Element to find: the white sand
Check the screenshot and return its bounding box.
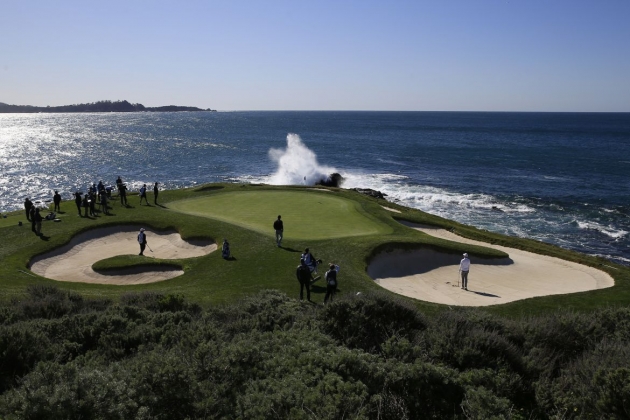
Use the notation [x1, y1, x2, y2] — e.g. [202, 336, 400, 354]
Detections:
[368, 221, 614, 306]
[381, 206, 401, 213]
[30, 226, 216, 285]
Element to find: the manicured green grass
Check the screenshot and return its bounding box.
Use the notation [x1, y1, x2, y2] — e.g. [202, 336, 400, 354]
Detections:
[0, 213, 22, 229]
[168, 190, 392, 240]
[0, 183, 627, 316]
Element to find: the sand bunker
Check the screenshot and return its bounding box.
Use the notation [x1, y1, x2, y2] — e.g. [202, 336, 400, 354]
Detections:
[368, 221, 614, 306]
[30, 226, 217, 285]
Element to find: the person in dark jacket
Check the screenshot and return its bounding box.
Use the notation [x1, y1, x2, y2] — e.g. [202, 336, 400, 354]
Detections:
[138, 228, 147, 255]
[221, 239, 231, 259]
[24, 198, 33, 221]
[296, 262, 312, 301]
[33, 208, 43, 235]
[273, 215, 283, 247]
[30, 207, 37, 232]
[74, 192, 82, 216]
[53, 190, 62, 212]
[89, 192, 97, 216]
[82, 194, 89, 217]
[119, 184, 128, 206]
[153, 182, 159, 205]
[324, 263, 340, 304]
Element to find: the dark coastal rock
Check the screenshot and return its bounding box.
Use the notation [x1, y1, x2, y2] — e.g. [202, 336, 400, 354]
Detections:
[351, 188, 387, 199]
[316, 173, 344, 188]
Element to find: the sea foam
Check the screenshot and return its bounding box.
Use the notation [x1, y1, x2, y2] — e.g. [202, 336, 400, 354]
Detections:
[266, 133, 336, 185]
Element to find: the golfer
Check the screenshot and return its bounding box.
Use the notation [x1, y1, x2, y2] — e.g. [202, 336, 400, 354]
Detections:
[138, 228, 148, 256]
[222, 238, 231, 259]
[273, 215, 283, 247]
[459, 253, 471, 290]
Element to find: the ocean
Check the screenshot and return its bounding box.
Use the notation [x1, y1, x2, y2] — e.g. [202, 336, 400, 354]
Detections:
[1, 111, 629, 265]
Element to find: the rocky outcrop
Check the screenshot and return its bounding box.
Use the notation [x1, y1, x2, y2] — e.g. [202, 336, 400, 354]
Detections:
[316, 173, 344, 188]
[351, 188, 387, 199]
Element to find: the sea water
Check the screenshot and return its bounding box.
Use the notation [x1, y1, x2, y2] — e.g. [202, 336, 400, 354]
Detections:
[1, 111, 628, 265]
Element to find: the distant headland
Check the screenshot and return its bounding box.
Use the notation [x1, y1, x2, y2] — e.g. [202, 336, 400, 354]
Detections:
[0, 100, 216, 113]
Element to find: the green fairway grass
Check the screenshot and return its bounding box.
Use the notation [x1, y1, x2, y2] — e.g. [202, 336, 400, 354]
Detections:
[168, 190, 392, 240]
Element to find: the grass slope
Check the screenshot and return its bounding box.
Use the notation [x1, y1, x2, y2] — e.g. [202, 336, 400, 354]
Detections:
[0, 183, 627, 316]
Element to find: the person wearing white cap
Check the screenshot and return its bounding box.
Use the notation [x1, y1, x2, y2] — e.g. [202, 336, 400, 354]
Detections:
[138, 228, 148, 255]
[459, 253, 471, 290]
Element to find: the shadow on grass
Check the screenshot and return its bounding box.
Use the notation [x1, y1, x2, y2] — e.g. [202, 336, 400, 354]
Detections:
[38, 234, 50, 241]
[281, 247, 303, 253]
[223, 257, 237, 261]
[310, 285, 327, 293]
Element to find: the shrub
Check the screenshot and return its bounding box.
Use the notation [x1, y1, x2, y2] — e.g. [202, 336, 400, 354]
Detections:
[318, 291, 427, 354]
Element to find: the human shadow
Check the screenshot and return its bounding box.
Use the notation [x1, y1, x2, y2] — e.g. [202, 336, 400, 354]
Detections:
[310, 284, 327, 293]
[281, 247, 303, 253]
[223, 256, 237, 261]
[470, 290, 500, 298]
[155, 203, 168, 209]
[38, 234, 50, 241]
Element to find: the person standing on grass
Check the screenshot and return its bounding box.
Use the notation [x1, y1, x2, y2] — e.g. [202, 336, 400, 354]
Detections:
[24, 198, 33, 221]
[324, 263, 340, 304]
[89, 191, 97, 216]
[222, 238, 231, 259]
[100, 192, 108, 215]
[119, 184, 128, 206]
[30, 207, 37, 232]
[33, 208, 43, 235]
[459, 253, 471, 290]
[74, 192, 82, 216]
[138, 228, 147, 255]
[273, 215, 283, 247]
[53, 190, 61, 213]
[82, 194, 89, 217]
[153, 182, 159, 205]
[296, 262, 312, 301]
[139, 184, 148, 205]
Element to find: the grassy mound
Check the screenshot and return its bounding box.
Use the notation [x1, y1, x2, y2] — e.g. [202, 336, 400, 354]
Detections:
[168, 189, 392, 240]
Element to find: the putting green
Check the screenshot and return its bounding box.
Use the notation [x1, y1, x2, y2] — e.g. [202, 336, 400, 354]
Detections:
[169, 190, 392, 240]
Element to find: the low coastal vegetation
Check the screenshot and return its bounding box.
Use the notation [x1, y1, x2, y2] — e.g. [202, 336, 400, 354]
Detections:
[0, 285, 629, 419]
[0, 183, 628, 417]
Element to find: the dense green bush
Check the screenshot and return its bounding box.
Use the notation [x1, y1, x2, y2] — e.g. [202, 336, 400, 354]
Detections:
[0, 286, 629, 419]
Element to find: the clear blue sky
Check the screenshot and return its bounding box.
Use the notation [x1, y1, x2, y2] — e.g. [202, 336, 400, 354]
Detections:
[1, 0, 629, 111]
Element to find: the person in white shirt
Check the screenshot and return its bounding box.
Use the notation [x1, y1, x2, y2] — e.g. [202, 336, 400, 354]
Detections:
[459, 253, 471, 290]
